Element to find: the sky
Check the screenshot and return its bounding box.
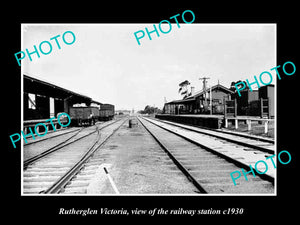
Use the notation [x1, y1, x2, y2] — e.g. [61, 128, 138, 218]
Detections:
[22, 24, 276, 111]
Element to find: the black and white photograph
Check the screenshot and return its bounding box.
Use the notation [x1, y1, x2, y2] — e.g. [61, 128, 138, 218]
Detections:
[20, 23, 277, 195]
[4, 4, 298, 221]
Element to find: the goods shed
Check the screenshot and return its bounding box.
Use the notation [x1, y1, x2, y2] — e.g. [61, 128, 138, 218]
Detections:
[23, 74, 94, 120]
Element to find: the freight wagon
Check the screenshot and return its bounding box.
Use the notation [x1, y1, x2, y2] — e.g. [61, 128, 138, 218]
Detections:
[99, 104, 115, 121]
[69, 106, 100, 126]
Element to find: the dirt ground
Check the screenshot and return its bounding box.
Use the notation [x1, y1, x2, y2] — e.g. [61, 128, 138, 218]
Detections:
[88, 118, 199, 195]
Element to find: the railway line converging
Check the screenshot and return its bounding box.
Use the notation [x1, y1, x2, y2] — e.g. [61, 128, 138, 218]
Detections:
[22, 116, 275, 195]
[23, 118, 128, 194]
[137, 116, 274, 194]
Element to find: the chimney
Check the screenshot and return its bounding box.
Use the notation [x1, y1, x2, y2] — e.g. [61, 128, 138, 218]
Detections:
[191, 86, 195, 95]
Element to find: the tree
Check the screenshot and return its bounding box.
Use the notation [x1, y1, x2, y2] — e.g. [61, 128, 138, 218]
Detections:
[178, 80, 191, 99]
[138, 105, 162, 114]
[230, 80, 249, 93]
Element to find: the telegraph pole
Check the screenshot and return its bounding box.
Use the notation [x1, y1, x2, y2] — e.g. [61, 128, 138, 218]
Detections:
[199, 77, 210, 105]
[210, 85, 212, 115]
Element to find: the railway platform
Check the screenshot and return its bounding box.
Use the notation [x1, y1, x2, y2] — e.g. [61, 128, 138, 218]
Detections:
[155, 114, 275, 137]
[155, 114, 223, 129]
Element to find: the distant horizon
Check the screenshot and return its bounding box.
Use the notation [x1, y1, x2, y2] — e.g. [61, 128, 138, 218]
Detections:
[22, 24, 276, 111]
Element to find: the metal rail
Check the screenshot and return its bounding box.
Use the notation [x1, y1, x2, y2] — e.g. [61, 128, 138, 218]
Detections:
[141, 116, 274, 185]
[43, 118, 128, 194]
[149, 117, 274, 154]
[137, 116, 207, 194]
[155, 116, 274, 144]
[24, 128, 82, 146]
[24, 119, 121, 169]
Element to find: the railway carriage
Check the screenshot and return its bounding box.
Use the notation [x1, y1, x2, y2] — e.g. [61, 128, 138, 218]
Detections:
[69, 106, 100, 126]
[69, 104, 115, 126]
[99, 104, 115, 121]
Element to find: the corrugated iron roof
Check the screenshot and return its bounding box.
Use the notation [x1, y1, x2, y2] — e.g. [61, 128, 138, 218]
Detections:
[23, 74, 102, 105]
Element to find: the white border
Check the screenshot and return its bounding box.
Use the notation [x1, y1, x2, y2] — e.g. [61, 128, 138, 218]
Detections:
[21, 23, 24, 195]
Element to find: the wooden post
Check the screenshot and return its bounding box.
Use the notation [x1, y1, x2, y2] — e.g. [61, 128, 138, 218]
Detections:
[235, 119, 238, 129]
[260, 98, 263, 118]
[224, 97, 227, 117]
[36, 125, 40, 134]
[247, 119, 251, 131]
[234, 98, 237, 117]
[225, 118, 228, 128]
[268, 97, 271, 119]
[264, 120, 268, 134]
[64, 98, 70, 115]
[210, 86, 212, 115]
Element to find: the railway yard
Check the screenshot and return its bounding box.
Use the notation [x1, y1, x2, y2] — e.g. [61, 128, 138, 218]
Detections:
[21, 60, 277, 195]
[23, 115, 275, 195]
[10, 20, 298, 222]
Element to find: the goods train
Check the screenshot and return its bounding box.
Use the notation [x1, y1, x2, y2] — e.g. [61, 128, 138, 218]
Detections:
[69, 104, 115, 126]
[99, 104, 115, 121]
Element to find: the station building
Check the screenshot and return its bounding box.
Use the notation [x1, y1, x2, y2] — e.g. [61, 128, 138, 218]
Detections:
[163, 83, 274, 118]
[163, 83, 233, 115]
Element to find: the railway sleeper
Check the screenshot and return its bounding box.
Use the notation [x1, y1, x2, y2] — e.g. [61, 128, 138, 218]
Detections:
[65, 180, 91, 187]
[203, 182, 274, 194]
[23, 176, 61, 182]
[60, 187, 87, 194]
[23, 187, 46, 194]
[23, 171, 67, 177]
[23, 182, 54, 188]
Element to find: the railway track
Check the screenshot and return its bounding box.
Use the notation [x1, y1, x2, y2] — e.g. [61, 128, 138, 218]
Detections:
[151, 117, 275, 153]
[24, 120, 119, 167]
[22, 118, 128, 194]
[142, 117, 276, 176]
[23, 127, 82, 146]
[138, 116, 275, 194]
